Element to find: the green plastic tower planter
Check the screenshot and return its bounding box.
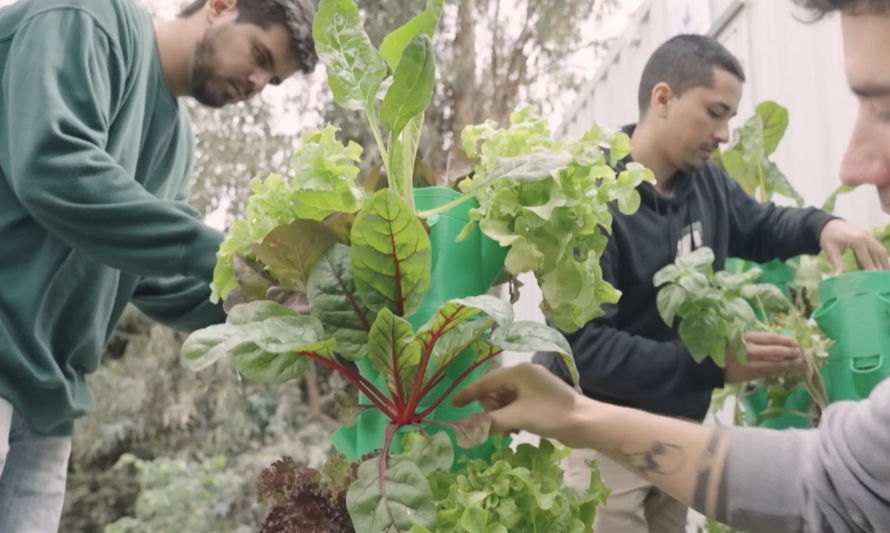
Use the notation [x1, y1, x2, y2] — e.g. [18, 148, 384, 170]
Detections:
[812, 270, 890, 402]
[331, 187, 509, 462]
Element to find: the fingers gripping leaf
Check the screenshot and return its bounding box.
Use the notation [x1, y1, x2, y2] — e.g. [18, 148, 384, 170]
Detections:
[351, 190, 432, 317]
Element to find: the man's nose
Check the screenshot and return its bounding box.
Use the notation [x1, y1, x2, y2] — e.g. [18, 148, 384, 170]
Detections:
[840, 145, 890, 187]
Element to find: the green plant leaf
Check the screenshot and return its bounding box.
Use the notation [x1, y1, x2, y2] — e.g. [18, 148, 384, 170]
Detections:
[233, 315, 335, 384]
[449, 295, 514, 328]
[399, 431, 454, 477]
[313, 0, 387, 111]
[656, 284, 686, 326]
[380, 34, 435, 139]
[676, 247, 715, 270]
[351, 189, 432, 317]
[490, 321, 579, 388]
[653, 264, 680, 287]
[307, 243, 372, 361]
[379, 0, 444, 71]
[226, 300, 299, 325]
[367, 308, 422, 400]
[346, 455, 436, 533]
[757, 101, 789, 156]
[181, 324, 246, 371]
[821, 184, 856, 214]
[182, 303, 330, 384]
[289, 127, 365, 220]
[251, 220, 338, 292]
[430, 319, 494, 371]
[231, 254, 273, 302]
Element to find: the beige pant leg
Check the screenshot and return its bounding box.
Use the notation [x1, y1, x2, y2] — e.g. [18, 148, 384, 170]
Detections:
[563, 448, 651, 533]
[645, 486, 689, 533]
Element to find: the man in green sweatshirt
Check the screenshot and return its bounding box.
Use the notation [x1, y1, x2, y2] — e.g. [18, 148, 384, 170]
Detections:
[0, 0, 317, 530]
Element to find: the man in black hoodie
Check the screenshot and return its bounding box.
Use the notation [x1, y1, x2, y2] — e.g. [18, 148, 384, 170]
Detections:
[534, 34, 887, 533]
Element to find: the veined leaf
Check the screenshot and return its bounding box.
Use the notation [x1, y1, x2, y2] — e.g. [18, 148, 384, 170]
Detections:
[182, 303, 329, 384]
[351, 190, 431, 317]
[251, 219, 338, 292]
[399, 431, 454, 477]
[367, 308, 422, 400]
[491, 321, 579, 388]
[447, 413, 493, 449]
[379, 0, 444, 71]
[313, 0, 387, 111]
[757, 101, 789, 156]
[346, 455, 436, 533]
[656, 284, 686, 326]
[308, 243, 372, 361]
[380, 34, 435, 139]
[676, 247, 715, 270]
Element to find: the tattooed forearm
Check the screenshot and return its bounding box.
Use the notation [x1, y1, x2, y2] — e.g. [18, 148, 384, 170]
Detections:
[691, 428, 729, 515]
[619, 440, 687, 476]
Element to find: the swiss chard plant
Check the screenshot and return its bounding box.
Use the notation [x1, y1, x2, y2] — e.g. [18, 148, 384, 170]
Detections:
[654, 247, 830, 425]
[183, 0, 632, 530]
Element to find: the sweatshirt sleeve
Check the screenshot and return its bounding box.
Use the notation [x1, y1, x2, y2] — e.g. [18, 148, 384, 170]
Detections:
[722, 173, 836, 262]
[723, 378, 890, 532]
[131, 275, 226, 332]
[1, 9, 221, 282]
[536, 236, 725, 399]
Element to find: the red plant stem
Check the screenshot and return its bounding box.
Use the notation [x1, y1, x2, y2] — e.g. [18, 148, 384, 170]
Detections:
[404, 306, 466, 416]
[389, 332, 407, 412]
[379, 422, 400, 494]
[418, 360, 452, 399]
[350, 372, 390, 405]
[386, 219, 405, 317]
[415, 349, 502, 421]
[299, 352, 397, 419]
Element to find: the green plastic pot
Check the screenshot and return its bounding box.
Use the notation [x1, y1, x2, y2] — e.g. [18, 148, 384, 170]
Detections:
[725, 256, 797, 297]
[812, 271, 890, 402]
[331, 187, 509, 462]
[741, 380, 817, 429]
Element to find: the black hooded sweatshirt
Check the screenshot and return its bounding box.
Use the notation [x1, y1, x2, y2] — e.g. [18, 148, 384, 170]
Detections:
[534, 126, 835, 421]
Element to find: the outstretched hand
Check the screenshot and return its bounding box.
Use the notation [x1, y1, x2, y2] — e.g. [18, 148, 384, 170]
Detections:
[819, 218, 889, 274]
[452, 363, 592, 448]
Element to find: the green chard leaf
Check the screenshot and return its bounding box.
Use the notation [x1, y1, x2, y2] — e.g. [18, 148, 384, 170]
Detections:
[250, 219, 338, 292]
[182, 302, 332, 383]
[380, 34, 436, 139]
[307, 243, 372, 361]
[379, 0, 444, 71]
[346, 455, 437, 533]
[367, 308, 422, 401]
[351, 190, 432, 317]
[313, 0, 387, 111]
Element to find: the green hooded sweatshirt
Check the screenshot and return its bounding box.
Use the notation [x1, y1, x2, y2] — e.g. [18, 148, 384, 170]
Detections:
[0, 0, 226, 436]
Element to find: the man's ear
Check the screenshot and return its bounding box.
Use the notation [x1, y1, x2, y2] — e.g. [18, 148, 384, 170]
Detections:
[205, 0, 238, 22]
[649, 82, 675, 118]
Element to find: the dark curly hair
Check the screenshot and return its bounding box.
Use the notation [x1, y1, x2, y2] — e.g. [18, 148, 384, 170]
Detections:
[179, 0, 317, 74]
[793, 0, 890, 19]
